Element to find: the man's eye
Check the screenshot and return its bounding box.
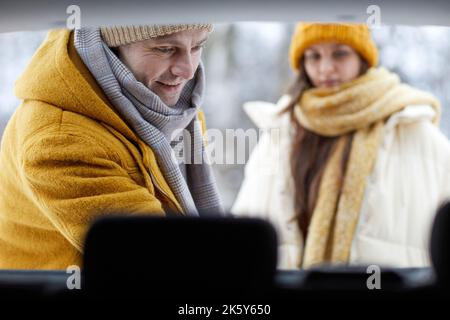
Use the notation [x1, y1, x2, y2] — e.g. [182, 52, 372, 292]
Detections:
[192, 45, 204, 52]
[156, 47, 175, 54]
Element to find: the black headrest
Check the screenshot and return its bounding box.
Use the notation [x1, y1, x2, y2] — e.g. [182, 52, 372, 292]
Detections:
[430, 201, 450, 287]
[83, 215, 278, 299]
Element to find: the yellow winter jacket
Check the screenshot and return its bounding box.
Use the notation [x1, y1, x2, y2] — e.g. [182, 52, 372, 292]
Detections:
[0, 29, 207, 270]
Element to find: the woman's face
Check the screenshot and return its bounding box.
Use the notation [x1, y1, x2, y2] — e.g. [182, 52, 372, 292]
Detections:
[303, 41, 363, 88]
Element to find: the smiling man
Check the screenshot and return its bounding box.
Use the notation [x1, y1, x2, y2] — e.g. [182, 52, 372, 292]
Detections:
[0, 24, 223, 269]
[114, 28, 209, 106]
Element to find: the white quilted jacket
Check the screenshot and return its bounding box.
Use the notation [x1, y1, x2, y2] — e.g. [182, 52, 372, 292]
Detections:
[232, 95, 450, 269]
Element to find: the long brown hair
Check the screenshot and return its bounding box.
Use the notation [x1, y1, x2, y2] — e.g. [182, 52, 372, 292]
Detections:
[283, 57, 369, 241]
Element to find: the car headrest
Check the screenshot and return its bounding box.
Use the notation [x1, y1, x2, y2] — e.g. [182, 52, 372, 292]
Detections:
[83, 214, 278, 299]
[430, 201, 450, 287]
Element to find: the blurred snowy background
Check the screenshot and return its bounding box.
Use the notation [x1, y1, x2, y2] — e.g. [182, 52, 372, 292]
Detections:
[1, 23, 449, 209]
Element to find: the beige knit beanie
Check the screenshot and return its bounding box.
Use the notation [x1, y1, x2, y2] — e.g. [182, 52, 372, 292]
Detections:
[100, 24, 214, 47]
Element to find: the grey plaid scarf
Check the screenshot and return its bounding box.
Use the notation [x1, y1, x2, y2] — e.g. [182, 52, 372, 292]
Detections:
[74, 27, 224, 217]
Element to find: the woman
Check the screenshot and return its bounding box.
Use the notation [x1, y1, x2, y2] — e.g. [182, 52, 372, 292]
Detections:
[232, 23, 450, 269]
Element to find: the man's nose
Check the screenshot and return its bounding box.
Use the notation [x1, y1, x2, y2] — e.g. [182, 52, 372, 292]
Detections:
[171, 53, 196, 80]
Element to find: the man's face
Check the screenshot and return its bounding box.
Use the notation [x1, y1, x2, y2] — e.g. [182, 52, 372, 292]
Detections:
[117, 29, 209, 107]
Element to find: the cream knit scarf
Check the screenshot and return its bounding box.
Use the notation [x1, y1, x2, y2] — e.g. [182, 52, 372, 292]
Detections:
[295, 67, 441, 268]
